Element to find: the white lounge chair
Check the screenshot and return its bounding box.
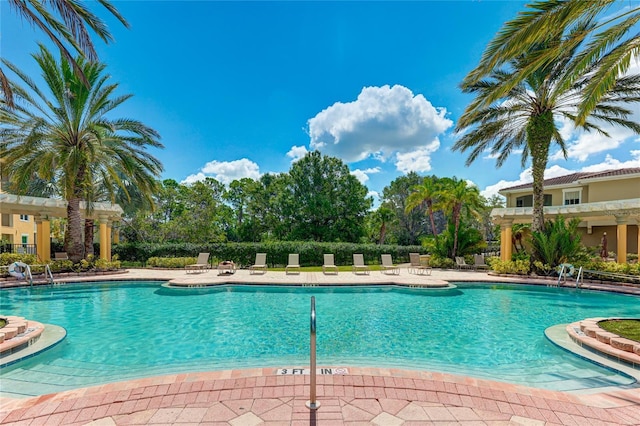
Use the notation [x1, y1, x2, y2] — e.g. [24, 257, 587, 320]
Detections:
[408, 253, 431, 275]
[322, 254, 338, 275]
[250, 253, 268, 274]
[474, 254, 490, 271]
[352, 253, 370, 275]
[285, 253, 300, 274]
[380, 254, 400, 275]
[186, 253, 210, 273]
[455, 256, 473, 270]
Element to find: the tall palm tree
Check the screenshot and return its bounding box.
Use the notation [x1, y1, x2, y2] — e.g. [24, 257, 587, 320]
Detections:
[463, 1, 639, 125]
[436, 177, 484, 259]
[455, 18, 640, 232]
[2, 0, 128, 107]
[0, 45, 163, 262]
[405, 175, 440, 236]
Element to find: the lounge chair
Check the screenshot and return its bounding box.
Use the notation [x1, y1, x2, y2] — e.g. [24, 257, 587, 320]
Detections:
[408, 252, 431, 275]
[322, 254, 338, 275]
[285, 253, 300, 274]
[250, 253, 268, 274]
[380, 254, 400, 275]
[352, 253, 370, 275]
[455, 256, 473, 270]
[54, 252, 69, 261]
[473, 254, 490, 271]
[186, 253, 210, 273]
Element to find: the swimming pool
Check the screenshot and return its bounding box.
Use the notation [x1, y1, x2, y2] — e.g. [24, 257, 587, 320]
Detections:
[1, 281, 638, 396]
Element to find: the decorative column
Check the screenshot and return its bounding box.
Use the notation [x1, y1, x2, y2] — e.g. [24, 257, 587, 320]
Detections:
[35, 215, 43, 261]
[616, 215, 628, 264]
[499, 219, 513, 262]
[34, 213, 51, 262]
[98, 215, 110, 261]
[112, 221, 119, 244]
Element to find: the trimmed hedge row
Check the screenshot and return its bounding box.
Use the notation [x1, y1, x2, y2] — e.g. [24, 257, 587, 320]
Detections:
[113, 242, 426, 267]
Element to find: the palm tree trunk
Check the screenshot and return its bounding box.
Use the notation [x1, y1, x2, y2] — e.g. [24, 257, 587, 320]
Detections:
[378, 222, 387, 245]
[527, 111, 553, 233]
[65, 196, 84, 262]
[84, 219, 95, 256]
[452, 204, 462, 258]
[426, 201, 437, 236]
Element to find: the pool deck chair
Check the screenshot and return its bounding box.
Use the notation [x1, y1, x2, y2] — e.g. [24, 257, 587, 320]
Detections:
[409, 253, 431, 275]
[352, 253, 370, 275]
[285, 253, 300, 274]
[455, 256, 473, 270]
[54, 252, 69, 261]
[186, 253, 210, 273]
[474, 254, 490, 271]
[322, 254, 338, 275]
[250, 253, 268, 274]
[380, 254, 400, 275]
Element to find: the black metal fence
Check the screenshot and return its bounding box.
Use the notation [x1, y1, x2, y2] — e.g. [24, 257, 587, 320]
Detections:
[0, 243, 38, 255]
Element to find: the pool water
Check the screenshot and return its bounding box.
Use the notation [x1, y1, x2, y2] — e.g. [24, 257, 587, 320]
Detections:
[1, 282, 638, 396]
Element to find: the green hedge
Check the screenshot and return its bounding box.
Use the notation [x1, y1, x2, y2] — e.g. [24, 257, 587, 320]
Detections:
[113, 242, 426, 267]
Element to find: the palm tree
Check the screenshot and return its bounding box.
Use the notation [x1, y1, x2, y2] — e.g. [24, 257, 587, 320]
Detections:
[373, 204, 396, 245]
[0, 45, 163, 262]
[463, 0, 640, 125]
[405, 175, 440, 236]
[1, 0, 128, 107]
[455, 18, 640, 232]
[436, 177, 484, 259]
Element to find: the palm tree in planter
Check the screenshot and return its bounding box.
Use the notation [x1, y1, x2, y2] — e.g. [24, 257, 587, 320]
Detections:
[0, 45, 163, 262]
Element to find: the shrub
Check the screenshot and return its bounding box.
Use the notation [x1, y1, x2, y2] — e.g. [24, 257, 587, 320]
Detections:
[428, 255, 455, 269]
[147, 257, 201, 268]
[489, 258, 530, 275]
[113, 242, 426, 267]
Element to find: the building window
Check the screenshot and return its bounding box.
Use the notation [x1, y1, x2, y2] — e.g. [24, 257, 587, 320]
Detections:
[515, 194, 552, 207]
[563, 189, 581, 205]
[19, 214, 29, 221]
[1, 213, 10, 227]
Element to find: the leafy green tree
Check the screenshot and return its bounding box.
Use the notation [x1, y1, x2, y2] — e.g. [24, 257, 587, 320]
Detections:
[463, 0, 640, 125]
[286, 151, 372, 242]
[2, 0, 129, 107]
[0, 46, 163, 261]
[381, 172, 433, 245]
[366, 204, 397, 245]
[436, 177, 484, 258]
[455, 17, 640, 232]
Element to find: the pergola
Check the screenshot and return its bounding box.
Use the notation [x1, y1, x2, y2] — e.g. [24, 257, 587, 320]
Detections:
[0, 193, 123, 261]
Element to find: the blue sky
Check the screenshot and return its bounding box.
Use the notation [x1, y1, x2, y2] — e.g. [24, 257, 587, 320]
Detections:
[2, 1, 639, 203]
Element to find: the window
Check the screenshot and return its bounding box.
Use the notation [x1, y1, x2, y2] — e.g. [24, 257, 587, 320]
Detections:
[1, 214, 10, 227]
[563, 189, 581, 205]
[515, 194, 552, 207]
[19, 214, 29, 221]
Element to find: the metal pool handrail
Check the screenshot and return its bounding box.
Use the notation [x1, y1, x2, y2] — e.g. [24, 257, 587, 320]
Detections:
[306, 296, 320, 410]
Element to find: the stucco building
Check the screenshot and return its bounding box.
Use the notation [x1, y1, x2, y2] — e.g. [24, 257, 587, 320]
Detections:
[491, 168, 640, 264]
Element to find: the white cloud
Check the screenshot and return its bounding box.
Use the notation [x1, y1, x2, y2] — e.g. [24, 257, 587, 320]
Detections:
[307, 84, 452, 170]
[350, 167, 381, 184]
[286, 145, 308, 163]
[182, 158, 261, 185]
[395, 143, 440, 173]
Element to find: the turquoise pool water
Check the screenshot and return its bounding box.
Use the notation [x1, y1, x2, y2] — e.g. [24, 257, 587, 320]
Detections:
[1, 281, 638, 396]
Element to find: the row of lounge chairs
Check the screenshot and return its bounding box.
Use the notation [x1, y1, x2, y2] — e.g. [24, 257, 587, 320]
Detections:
[185, 252, 435, 275]
[455, 254, 490, 271]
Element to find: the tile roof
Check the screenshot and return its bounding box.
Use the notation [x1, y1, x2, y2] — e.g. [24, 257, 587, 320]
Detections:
[501, 168, 640, 192]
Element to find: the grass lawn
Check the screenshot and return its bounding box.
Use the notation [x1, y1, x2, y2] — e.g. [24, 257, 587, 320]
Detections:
[598, 319, 640, 342]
